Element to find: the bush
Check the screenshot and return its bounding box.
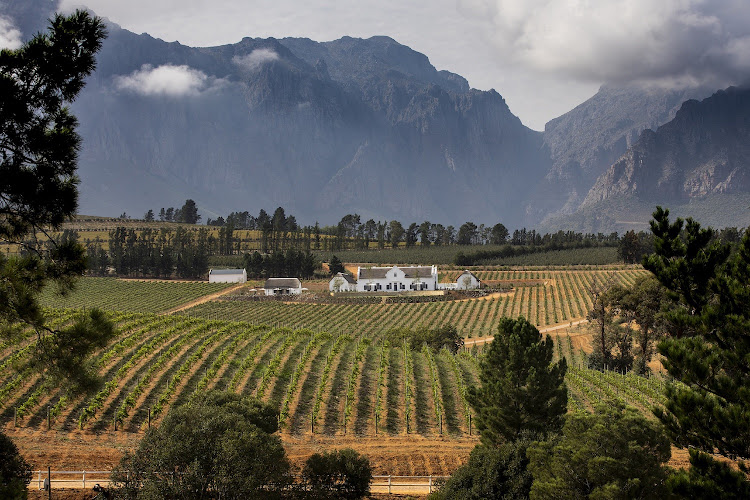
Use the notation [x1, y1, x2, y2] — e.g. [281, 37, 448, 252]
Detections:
[302, 448, 372, 499]
[430, 438, 535, 500]
[0, 432, 31, 500]
[112, 391, 290, 499]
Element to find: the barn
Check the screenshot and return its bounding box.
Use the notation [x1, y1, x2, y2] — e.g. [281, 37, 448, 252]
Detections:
[264, 277, 303, 296]
[208, 268, 247, 283]
[455, 270, 481, 290]
[328, 272, 357, 292]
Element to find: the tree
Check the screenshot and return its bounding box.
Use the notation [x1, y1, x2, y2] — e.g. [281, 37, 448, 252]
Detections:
[609, 275, 668, 374]
[490, 223, 509, 245]
[112, 391, 290, 499]
[586, 274, 633, 372]
[329, 255, 345, 275]
[643, 207, 750, 490]
[457, 222, 478, 245]
[0, 10, 113, 389]
[302, 448, 372, 499]
[143, 209, 154, 222]
[0, 431, 32, 499]
[467, 317, 567, 446]
[178, 199, 200, 224]
[430, 437, 534, 500]
[528, 402, 671, 499]
[389, 220, 404, 248]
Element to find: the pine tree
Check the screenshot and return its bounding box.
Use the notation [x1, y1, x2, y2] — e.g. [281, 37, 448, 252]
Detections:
[468, 317, 567, 446]
[644, 207, 750, 493]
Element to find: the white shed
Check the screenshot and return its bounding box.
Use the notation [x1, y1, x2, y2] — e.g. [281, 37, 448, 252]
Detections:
[264, 277, 303, 296]
[209, 268, 247, 283]
[329, 273, 357, 292]
[455, 270, 481, 290]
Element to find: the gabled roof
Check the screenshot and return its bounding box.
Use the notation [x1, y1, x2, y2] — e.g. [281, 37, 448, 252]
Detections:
[210, 269, 245, 275]
[457, 270, 481, 282]
[264, 278, 302, 289]
[332, 272, 357, 284]
[358, 265, 434, 280]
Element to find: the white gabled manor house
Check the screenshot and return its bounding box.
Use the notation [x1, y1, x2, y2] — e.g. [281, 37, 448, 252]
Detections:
[356, 265, 438, 292]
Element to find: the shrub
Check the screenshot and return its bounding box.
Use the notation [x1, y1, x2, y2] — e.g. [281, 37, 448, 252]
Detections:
[0, 432, 31, 500]
[302, 448, 372, 499]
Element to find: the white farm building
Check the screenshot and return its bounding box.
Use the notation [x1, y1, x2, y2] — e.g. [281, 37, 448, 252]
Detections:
[455, 270, 481, 290]
[208, 269, 247, 283]
[264, 278, 303, 296]
[328, 273, 357, 292]
[356, 265, 438, 292]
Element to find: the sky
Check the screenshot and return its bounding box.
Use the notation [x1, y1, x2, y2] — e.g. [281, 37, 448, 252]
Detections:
[5, 0, 747, 130]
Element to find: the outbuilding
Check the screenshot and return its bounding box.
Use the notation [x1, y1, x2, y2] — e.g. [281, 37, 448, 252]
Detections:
[329, 272, 357, 292]
[208, 268, 247, 283]
[455, 270, 481, 290]
[264, 277, 303, 296]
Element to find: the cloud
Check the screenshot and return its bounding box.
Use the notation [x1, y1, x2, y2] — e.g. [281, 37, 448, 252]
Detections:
[114, 64, 219, 96]
[232, 48, 279, 71]
[459, 0, 750, 86]
[0, 16, 22, 50]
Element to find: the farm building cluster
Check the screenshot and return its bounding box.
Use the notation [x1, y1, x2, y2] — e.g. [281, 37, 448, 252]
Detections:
[207, 265, 480, 295]
[328, 266, 481, 293]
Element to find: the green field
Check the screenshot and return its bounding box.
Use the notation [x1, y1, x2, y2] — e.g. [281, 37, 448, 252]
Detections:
[0, 309, 667, 439]
[38, 278, 232, 313]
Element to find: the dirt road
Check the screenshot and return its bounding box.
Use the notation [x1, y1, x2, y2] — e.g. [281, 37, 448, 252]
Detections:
[463, 318, 589, 346]
[160, 283, 245, 315]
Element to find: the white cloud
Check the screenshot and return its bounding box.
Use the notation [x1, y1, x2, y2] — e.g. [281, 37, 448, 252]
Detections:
[232, 48, 279, 71]
[114, 64, 213, 96]
[459, 0, 750, 86]
[0, 16, 22, 50]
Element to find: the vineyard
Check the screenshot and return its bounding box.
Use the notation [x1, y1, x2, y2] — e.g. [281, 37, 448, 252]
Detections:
[38, 278, 232, 313]
[0, 306, 669, 441]
[177, 269, 650, 338]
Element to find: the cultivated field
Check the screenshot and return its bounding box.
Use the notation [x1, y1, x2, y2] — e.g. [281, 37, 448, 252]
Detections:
[2, 267, 670, 477]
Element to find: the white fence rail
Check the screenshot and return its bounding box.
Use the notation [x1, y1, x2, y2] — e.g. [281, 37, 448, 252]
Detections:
[33, 471, 450, 495]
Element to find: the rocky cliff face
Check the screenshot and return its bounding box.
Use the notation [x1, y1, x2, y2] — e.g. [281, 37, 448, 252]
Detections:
[582, 86, 750, 208]
[528, 84, 713, 223]
[67, 21, 549, 226]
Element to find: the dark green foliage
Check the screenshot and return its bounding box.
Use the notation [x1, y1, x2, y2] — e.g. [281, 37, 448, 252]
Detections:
[178, 199, 200, 224]
[386, 324, 464, 354]
[667, 449, 750, 499]
[468, 317, 567, 446]
[430, 436, 534, 500]
[302, 448, 372, 499]
[111, 391, 290, 499]
[645, 208, 750, 462]
[586, 275, 633, 373]
[528, 403, 671, 500]
[243, 248, 319, 279]
[329, 255, 345, 275]
[608, 275, 668, 374]
[0, 10, 114, 388]
[0, 432, 31, 500]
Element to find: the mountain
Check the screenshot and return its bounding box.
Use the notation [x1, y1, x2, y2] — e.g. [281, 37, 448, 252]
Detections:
[49, 15, 546, 227]
[529, 84, 713, 224]
[544, 86, 750, 232]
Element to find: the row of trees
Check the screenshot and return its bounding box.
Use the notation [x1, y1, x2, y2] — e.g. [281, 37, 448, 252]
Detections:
[142, 199, 201, 225]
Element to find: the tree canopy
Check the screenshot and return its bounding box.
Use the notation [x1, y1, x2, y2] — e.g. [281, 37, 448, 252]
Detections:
[112, 391, 290, 499]
[0, 10, 113, 390]
[468, 317, 567, 446]
[644, 207, 750, 486]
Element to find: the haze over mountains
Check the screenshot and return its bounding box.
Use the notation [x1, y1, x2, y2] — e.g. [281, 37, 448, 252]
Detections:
[4, 0, 749, 231]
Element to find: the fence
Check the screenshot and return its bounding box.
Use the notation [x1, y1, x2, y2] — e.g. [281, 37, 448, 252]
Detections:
[33, 471, 450, 495]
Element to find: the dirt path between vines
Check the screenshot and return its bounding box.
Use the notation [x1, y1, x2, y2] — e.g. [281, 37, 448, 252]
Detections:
[463, 318, 589, 346]
[160, 284, 245, 315]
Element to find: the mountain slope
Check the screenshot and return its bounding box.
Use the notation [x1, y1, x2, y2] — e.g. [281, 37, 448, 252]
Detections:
[529, 84, 713, 223]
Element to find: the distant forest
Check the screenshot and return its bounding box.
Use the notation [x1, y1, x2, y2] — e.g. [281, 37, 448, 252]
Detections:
[72, 203, 745, 279]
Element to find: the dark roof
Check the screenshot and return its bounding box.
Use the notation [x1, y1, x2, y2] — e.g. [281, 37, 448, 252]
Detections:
[457, 270, 481, 282]
[358, 266, 434, 280]
[333, 272, 357, 284]
[210, 269, 245, 275]
[402, 266, 434, 278]
[264, 278, 302, 289]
